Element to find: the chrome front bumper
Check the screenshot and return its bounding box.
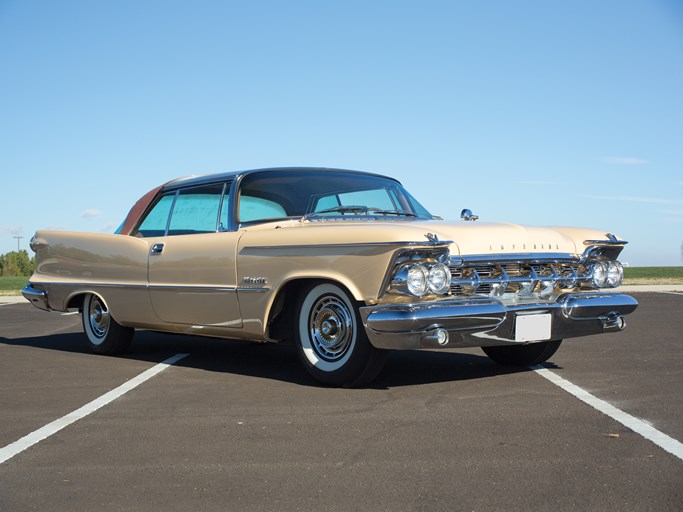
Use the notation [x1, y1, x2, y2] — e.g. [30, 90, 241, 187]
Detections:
[360, 292, 638, 350]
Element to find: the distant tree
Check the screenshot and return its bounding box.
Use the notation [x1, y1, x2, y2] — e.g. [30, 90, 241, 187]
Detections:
[0, 250, 35, 277]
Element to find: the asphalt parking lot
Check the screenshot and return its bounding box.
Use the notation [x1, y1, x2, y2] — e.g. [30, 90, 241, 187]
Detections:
[1, 292, 681, 511]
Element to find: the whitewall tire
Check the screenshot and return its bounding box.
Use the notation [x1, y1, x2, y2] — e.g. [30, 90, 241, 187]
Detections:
[82, 293, 134, 355]
[295, 282, 387, 387]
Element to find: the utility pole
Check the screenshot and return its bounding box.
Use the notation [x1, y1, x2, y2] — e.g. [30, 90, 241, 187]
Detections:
[13, 236, 23, 252]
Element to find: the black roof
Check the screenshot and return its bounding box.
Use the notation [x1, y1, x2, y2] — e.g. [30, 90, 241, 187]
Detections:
[162, 167, 398, 191]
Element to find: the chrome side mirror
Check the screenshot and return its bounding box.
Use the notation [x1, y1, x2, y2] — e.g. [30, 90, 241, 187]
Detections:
[460, 208, 478, 221]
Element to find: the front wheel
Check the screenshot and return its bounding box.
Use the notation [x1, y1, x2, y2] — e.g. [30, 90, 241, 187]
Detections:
[82, 293, 134, 355]
[295, 282, 387, 387]
[482, 340, 562, 367]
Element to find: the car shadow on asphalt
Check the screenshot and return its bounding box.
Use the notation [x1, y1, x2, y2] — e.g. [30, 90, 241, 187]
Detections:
[0, 330, 539, 389]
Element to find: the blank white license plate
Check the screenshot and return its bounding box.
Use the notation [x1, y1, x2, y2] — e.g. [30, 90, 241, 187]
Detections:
[515, 313, 552, 342]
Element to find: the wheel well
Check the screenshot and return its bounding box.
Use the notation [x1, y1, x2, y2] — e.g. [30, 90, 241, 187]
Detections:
[66, 293, 87, 311]
[266, 278, 358, 342]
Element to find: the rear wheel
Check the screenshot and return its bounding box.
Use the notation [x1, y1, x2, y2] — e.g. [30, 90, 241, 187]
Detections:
[82, 293, 134, 355]
[482, 340, 562, 367]
[295, 282, 387, 387]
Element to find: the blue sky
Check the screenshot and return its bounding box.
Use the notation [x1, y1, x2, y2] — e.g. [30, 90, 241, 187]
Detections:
[1, 0, 681, 265]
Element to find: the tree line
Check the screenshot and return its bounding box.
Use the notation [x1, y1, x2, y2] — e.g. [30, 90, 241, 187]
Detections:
[0, 250, 35, 277]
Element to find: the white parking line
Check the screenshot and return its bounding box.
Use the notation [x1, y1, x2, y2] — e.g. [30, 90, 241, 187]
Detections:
[660, 291, 683, 296]
[60, 312, 79, 316]
[533, 366, 683, 462]
[0, 353, 189, 465]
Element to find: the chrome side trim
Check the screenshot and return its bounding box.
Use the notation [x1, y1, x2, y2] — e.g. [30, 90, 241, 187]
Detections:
[25, 282, 240, 293]
[242, 240, 454, 251]
[148, 285, 238, 292]
[235, 287, 270, 293]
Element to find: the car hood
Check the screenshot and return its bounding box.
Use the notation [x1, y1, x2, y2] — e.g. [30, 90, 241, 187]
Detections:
[411, 220, 580, 256]
[417, 220, 626, 258]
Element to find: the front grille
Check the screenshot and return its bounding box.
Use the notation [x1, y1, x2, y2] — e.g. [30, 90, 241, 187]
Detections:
[450, 260, 588, 297]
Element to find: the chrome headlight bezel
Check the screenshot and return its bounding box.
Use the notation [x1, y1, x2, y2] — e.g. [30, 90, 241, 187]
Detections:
[427, 263, 451, 295]
[606, 260, 624, 288]
[406, 265, 429, 296]
[590, 261, 608, 288]
[388, 249, 452, 298]
[586, 259, 624, 289]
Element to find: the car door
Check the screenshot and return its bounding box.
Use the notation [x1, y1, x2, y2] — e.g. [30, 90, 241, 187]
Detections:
[143, 181, 243, 327]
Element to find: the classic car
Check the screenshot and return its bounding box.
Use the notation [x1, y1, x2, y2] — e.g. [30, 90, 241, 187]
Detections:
[23, 167, 638, 387]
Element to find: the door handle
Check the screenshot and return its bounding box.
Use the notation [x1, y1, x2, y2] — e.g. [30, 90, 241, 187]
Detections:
[151, 243, 165, 255]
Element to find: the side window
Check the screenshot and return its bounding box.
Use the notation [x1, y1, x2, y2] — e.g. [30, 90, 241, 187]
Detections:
[136, 194, 175, 237]
[239, 196, 287, 223]
[167, 184, 225, 236]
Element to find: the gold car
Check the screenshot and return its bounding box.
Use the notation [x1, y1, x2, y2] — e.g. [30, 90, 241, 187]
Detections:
[23, 167, 638, 386]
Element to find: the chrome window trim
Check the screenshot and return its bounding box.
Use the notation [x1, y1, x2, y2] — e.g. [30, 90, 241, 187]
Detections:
[163, 191, 179, 236]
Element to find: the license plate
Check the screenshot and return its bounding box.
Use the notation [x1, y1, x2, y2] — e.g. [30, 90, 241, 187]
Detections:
[515, 313, 552, 342]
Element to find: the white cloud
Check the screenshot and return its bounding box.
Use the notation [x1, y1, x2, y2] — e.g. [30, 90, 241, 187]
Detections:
[81, 209, 102, 219]
[601, 156, 648, 165]
[0, 226, 23, 236]
[585, 195, 683, 205]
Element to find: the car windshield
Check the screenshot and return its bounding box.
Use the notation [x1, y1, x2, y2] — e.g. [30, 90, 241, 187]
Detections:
[238, 170, 432, 224]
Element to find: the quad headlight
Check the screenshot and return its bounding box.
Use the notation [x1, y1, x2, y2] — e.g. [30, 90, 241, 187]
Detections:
[392, 262, 452, 297]
[589, 260, 624, 289]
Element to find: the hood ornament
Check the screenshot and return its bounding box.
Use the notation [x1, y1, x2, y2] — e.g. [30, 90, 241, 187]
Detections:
[425, 233, 439, 243]
[460, 209, 478, 221]
[606, 233, 618, 242]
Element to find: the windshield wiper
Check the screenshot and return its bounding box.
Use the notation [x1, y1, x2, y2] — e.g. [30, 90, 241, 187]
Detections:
[301, 205, 370, 221]
[368, 208, 417, 217]
[302, 205, 418, 222]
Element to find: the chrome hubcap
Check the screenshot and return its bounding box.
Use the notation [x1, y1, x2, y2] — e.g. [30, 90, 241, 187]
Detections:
[89, 297, 110, 339]
[309, 295, 353, 361]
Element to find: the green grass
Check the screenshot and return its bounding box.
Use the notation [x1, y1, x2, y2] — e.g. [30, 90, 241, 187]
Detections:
[624, 266, 683, 280]
[622, 266, 683, 285]
[0, 276, 30, 295]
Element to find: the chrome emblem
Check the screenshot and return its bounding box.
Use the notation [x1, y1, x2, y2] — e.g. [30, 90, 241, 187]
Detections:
[606, 233, 618, 242]
[425, 233, 439, 243]
[243, 276, 267, 285]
